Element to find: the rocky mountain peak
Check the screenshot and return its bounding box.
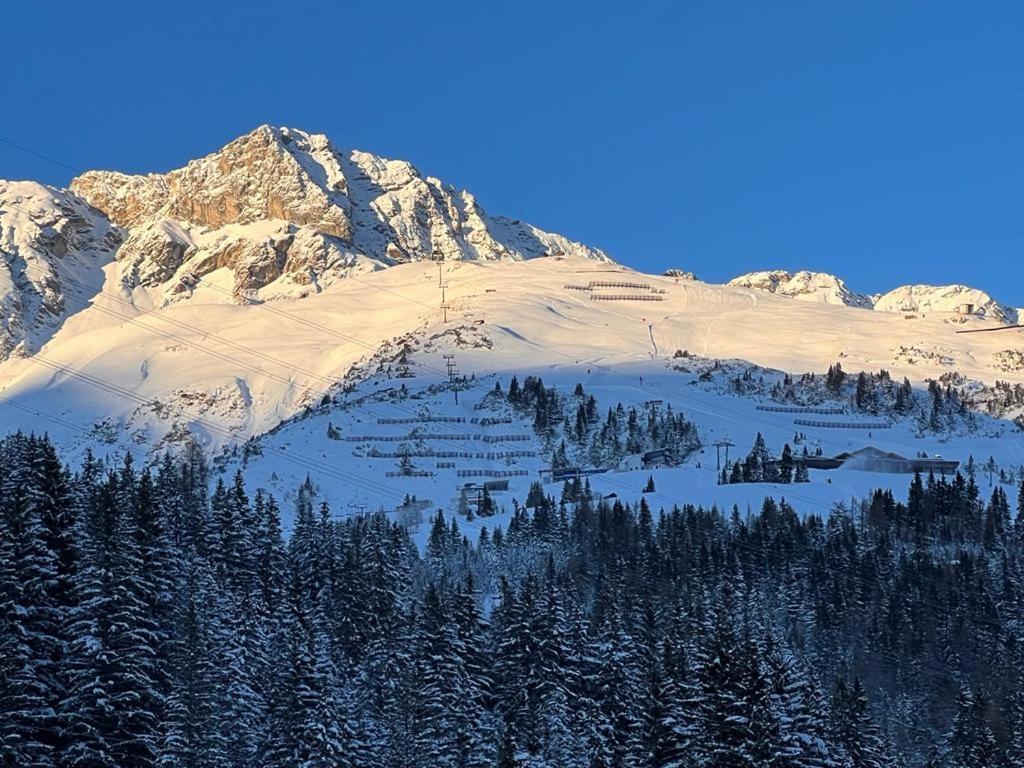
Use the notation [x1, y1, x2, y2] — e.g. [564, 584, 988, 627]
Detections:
[67, 125, 609, 301]
[71, 125, 353, 239]
[727, 270, 873, 309]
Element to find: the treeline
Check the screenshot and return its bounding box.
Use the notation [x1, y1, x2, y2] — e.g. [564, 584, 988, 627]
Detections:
[943, 372, 1024, 430]
[728, 363, 985, 435]
[4, 432, 1024, 766]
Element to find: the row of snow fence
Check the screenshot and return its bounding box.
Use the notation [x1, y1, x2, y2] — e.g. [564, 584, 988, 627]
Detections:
[587, 280, 665, 292]
[384, 471, 435, 478]
[368, 449, 536, 459]
[590, 294, 664, 302]
[345, 433, 469, 442]
[370, 449, 476, 458]
[349, 432, 536, 443]
[473, 416, 513, 426]
[377, 416, 466, 424]
[457, 469, 530, 478]
[793, 419, 891, 429]
[756, 405, 846, 415]
[436, 462, 456, 469]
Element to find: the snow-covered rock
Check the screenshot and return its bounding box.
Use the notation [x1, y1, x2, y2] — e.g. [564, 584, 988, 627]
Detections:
[71, 125, 609, 302]
[728, 270, 1018, 324]
[874, 284, 1018, 323]
[727, 270, 873, 308]
[0, 180, 120, 358]
[664, 268, 698, 280]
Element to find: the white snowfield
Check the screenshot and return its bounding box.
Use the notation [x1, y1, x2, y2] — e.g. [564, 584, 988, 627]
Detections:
[0, 254, 1019, 534]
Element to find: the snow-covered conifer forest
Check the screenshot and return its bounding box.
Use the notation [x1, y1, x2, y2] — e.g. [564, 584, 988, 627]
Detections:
[3, 432, 1024, 766]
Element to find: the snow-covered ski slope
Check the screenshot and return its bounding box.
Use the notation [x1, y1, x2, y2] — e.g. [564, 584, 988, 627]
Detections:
[235, 357, 1021, 542]
[0, 254, 1018, 532]
[0, 254, 1019, 450]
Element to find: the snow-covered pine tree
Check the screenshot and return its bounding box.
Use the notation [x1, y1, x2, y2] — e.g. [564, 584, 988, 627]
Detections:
[0, 434, 61, 768]
[160, 560, 226, 768]
[62, 459, 163, 767]
[831, 676, 893, 768]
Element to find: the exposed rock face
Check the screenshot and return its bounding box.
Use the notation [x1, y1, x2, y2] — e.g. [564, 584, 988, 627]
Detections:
[664, 268, 698, 280]
[874, 284, 1018, 323]
[116, 220, 192, 287]
[0, 125, 609, 359]
[0, 180, 120, 357]
[73, 126, 353, 239]
[71, 125, 610, 301]
[728, 270, 873, 309]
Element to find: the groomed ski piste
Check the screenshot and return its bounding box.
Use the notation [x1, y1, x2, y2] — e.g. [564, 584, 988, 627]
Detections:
[0, 255, 1020, 544]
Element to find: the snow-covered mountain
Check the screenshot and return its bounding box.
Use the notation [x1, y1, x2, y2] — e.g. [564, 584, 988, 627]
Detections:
[69, 125, 609, 304]
[0, 126, 1022, 524]
[0, 125, 609, 364]
[0, 180, 121, 357]
[0, 251, 1019, 458]
[874, 284, 1018, 323]
[727, 270, 873, 308]
[728, 268, 1018, 323]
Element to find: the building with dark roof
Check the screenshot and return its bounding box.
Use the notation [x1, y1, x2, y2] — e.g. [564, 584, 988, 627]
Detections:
[782, 446, 959, 475]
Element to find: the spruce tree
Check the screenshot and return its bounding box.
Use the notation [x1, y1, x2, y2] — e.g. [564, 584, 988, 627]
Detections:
[0, 435, 59, 768]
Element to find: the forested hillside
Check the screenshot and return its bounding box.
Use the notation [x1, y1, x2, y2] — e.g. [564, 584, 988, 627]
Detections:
[3, 433, 1024, 767]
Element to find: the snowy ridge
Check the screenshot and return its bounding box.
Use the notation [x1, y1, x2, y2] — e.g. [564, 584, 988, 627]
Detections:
[874, 283, 1018, 323]
[727, 270, 873, 309]
[68, 125, 610, 305]
[0, 254, 1020, 467]
[729, 268, 1017, 322]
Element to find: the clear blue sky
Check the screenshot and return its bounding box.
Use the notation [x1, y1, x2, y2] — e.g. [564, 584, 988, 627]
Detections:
[5, 1, 1023, 304]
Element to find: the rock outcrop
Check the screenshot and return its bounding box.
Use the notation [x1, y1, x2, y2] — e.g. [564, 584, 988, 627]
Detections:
[71, 125, 610, 301]
[727, 270, 873, 309]
[729, 269, 1018, 323]
[0, 180, 120, 357]
[874, 284, 1018, 323]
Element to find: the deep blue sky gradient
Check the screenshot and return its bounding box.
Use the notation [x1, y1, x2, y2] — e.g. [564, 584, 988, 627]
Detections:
[5, 1, 1023, 304]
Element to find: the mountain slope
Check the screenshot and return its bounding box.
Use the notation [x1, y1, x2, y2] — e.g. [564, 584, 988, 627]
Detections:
[0, 254, 1020, 459]
[69, 126, 610, 305]
[0, 180, 120, 357]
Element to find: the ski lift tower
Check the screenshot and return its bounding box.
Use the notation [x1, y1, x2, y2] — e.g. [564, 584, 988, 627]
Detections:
[443, 354, 459, 405]
[713, 439, 735, 473]
[440, 282, 451, 323]
[432, 250, 444, 286]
